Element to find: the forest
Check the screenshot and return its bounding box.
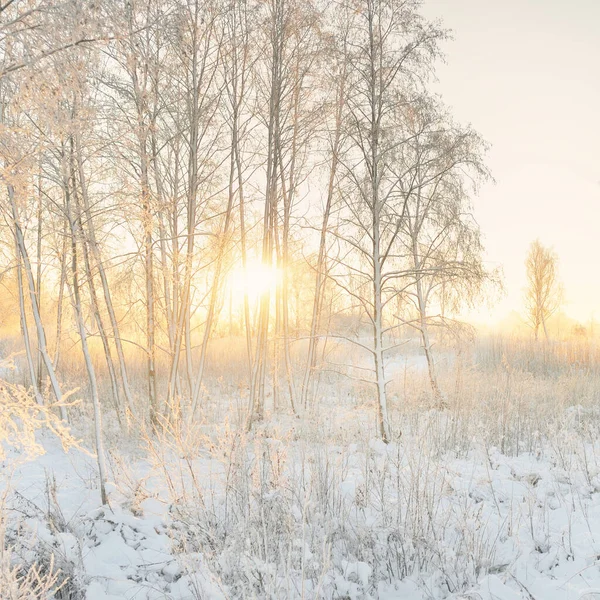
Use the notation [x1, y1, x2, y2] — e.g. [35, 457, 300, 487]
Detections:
[1, 1, 600, 599]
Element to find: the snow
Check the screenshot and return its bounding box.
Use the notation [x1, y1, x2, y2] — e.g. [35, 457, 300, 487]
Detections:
[4, 406, 600, 599]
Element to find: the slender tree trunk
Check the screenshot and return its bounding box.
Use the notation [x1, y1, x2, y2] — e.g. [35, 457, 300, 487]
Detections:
[369, 6, 389, 442]
[74, 131, 135, 416]
[15, 239, 43, 405]
[64, 155, 108, 505]
[70, 140, 123, 421]
[417, 315, 443, 407]
[373, 217, 389, 442]
[166, 152, 195, 411]
[166, 145, 183, 409]
[231, 71, 252, 374]
[166, 13, 201, 412]
[157, 211, 174, 347]
[35, 169, 43, 391]
[53, 227, 67, 371]
[190, 146, 237, 415]
[151, 135, 175, 361]
[237, 161, 252, 373]
[124, 1, 158, 423]
[273, 224, 282, 413]
[275, 53, 301, 414]
[142, 147, 158, 424]
[301, 71, 345, 408]
[277, 147, 297, 414]
[8, 185, 67, 421]
[247, 0, 283, 428]
[412, 237, 444, 408]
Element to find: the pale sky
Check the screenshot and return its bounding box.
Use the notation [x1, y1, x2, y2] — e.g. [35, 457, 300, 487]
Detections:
[422, 0, 600, 324]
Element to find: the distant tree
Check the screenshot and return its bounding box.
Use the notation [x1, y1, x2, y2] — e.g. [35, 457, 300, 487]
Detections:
[524, 239, 563, 341]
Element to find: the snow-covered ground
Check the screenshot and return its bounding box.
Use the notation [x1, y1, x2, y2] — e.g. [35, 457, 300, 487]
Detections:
[4, 404, 600, 600]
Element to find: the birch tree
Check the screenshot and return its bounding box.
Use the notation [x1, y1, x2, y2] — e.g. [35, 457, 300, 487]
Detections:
[247, 0, 322, 426]
[63, 133, 108, 504]
[525, 239, 562, 341]
[395, 99, 489, 407]
[158, 0, 223, 416]
[331, 0, 445, 441]
[0, 78, 69, 420]
[300, 4, 350, 409]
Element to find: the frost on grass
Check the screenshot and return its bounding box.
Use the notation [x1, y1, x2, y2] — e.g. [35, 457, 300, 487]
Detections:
[4, 357, 600, 599]
[4, 402, 600, 599]
[0, 374, 78, 463]
[0, 372, 80, 599]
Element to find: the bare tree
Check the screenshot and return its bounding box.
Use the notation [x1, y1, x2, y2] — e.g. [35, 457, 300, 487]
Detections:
[0, 0, 107, 79]
[300, 4, 350, 409]
[246, 0, 322, 426]
[0, 0, 501, 453]
[153, 0, 223, 416]
[14, 232, 43, 405]
[63, 134, 108, 504]
[223, 0, 255, 375]
[329, 0, 445, 441]
[395, 99, 490, 408]
[8, 185, 69, 419]
[247, 0, 289, 427]
[525, 239, 562, 341]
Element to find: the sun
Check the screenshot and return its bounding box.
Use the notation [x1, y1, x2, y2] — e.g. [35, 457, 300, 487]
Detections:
[228, 260, 280, 301]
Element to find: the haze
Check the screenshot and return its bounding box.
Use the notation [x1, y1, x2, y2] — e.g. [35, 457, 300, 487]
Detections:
[424, 0, 600, 324]
[3, 2, 600, 599]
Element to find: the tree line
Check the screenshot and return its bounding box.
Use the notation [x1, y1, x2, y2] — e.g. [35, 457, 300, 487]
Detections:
[0, 0, 493, 475]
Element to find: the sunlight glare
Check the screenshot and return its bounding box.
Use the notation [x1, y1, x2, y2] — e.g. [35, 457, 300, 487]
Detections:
[228, 260, 280, 301]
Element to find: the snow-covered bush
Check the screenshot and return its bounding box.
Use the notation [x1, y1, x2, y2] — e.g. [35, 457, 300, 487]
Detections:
[146, 417, 508, 599]
[0, 370, 81, 599]
[0, 375, 77, 462]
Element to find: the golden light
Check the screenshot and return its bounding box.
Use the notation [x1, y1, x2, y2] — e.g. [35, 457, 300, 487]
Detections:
[228, 260, 280, 302]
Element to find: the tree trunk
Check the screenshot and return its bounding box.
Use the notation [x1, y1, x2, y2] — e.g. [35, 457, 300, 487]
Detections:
[8, 185, 67, 421]
[301, 69, 345, 408]
[190, 141, 237, 415]
[15, 238, 43, 405]
[232, 80, 252, 374]
[64, 156, 108, 505]
[277, 147, 297, 415]
[369, 5, 389, 442]
[247, 0, 283, 428]
[142, 147, 158, 424]
[35, 169, 43, 391]
[412, 237, 444, 408]
[74, 131, 135, 416]
[70, 140, 124, 422]
[166, 5, 201, 413]
[53, 226, 67, 371]
[373, 220, 390, 442]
